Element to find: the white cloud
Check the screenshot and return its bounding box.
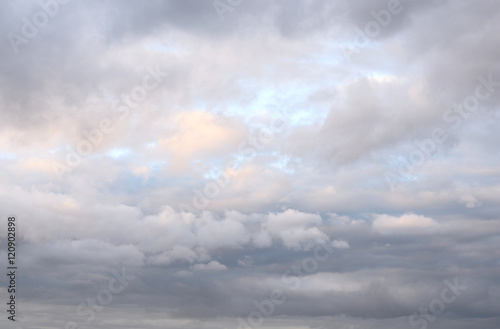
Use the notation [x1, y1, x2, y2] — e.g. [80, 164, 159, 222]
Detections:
[261, 209, 328, 249]
[459, 195, 482, 209]
[372, 213, 440, 235]
[191, 260, 227, 272]
[331, 239, 350, 249]
[252, 230, 272, 248]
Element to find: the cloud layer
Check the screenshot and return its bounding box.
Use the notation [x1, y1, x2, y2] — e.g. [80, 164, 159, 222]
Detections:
[0, 0, 499, 328]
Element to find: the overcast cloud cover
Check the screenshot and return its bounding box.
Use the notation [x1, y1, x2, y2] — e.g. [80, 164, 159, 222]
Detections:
[0, 0, 499, 328]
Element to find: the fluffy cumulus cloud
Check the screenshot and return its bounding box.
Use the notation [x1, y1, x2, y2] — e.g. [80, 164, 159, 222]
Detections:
[0, 0, 499, 328]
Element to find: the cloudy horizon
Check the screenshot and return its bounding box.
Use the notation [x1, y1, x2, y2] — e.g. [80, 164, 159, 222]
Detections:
[1, 0, 499, 328]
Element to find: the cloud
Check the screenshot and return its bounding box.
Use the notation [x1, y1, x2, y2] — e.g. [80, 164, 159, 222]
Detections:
[148, 245, 201, 266]
[331, 239, 350, 249]
[157, 111, 247, 173]
[261, 209, 328, 249]
[191, 260, 227, 272]
[372, 213, 440, 235]
[0, 0, 499, 328]
[459, 194, 482, 209]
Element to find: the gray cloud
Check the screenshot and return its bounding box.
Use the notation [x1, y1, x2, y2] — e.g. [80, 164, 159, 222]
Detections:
[0, 0, 499, 328]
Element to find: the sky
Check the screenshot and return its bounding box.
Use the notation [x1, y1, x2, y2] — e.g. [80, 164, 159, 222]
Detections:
[0, 0, 499, 328]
